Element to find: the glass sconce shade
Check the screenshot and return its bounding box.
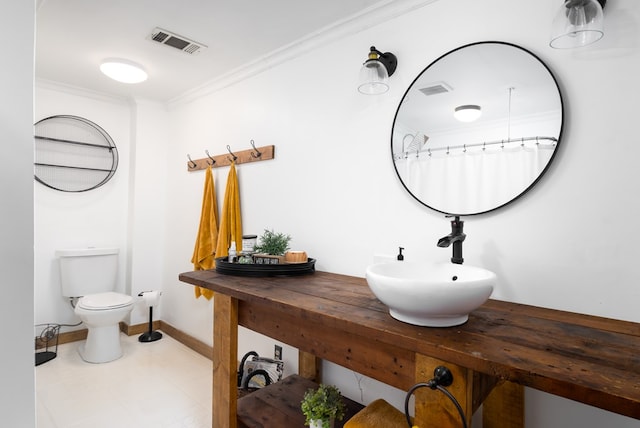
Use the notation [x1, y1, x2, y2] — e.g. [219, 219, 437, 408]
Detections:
[550, 0, 605, 49]
[358, 46, 397, 95]
[358, 59, 390, 95]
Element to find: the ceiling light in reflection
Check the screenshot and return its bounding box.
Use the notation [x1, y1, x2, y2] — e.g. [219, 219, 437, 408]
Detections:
[454, 105, 482, 122]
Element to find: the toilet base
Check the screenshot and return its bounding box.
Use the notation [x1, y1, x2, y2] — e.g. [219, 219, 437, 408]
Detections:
[79, 323, 123, 363]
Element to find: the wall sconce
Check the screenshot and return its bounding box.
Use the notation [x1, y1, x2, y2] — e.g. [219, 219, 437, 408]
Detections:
[550, 0, 606, 49]
[100, 58, 148, 83]
[454, 105, 482, 122]
[358, 46, 397, 95]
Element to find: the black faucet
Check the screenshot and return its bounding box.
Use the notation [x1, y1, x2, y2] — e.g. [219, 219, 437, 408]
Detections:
[437, 216, 466, 264]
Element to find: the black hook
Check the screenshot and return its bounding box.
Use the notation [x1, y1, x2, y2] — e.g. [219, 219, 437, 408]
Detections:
[226, 145, 238, 163]
[249, 139, 262, 159]
[187, 154, 197, 169]
[205, 150, 216, 166]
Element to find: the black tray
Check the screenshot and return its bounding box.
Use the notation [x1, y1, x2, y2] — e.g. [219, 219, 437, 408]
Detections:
[215, 257, 316, 277]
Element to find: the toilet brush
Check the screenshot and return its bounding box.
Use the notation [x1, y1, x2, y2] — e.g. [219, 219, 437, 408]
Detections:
[138, 291, 162, 342]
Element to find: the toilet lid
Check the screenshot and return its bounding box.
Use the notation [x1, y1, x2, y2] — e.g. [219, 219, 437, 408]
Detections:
[78, 292, 133, 310]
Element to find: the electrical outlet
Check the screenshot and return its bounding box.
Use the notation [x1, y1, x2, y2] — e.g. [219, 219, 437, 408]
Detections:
[274, 344, 282, 360]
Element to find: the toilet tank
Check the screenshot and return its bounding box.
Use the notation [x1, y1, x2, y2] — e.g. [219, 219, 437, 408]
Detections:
[57, 248, 119, 297]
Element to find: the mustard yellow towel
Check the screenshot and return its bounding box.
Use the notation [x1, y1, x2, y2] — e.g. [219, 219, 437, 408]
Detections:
[215, 162, 242, 258]
[344, 399, 409, 428]
[191, 166, 218, 299]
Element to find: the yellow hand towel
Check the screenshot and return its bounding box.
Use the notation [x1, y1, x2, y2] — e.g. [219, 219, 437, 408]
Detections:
[191, 166, 218, 299]
[215, 162, 243, 259]
[344, 399, 409, 428]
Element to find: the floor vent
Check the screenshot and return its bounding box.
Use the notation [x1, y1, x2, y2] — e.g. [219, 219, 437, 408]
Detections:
[148, 27, 207, 55]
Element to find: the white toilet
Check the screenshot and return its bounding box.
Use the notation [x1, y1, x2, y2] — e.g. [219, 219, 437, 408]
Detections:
[57, 247, 134, 363]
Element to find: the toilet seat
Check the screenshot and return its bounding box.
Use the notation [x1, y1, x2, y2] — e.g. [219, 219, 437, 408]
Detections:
[78, 292, 133, 311]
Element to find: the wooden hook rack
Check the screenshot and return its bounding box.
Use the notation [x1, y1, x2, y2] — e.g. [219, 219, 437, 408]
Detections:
[187, 144, 275, 171]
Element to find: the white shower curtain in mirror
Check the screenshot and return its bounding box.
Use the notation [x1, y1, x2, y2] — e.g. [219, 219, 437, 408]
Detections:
[398, 144, 555, 214]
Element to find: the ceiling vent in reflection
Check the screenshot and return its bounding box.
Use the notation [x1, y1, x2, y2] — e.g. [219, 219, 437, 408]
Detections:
[148, 27, 207, 55]
[419, 81, 452, 96]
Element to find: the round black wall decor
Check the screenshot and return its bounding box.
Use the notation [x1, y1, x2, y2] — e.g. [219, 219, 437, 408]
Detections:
[34, 115, 118, 192]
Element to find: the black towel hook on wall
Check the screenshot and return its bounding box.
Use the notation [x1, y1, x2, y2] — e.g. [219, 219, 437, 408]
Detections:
[227, 145, 238, 162]
[205, 150, 216, 166]
[187, 154, 197, 169]
[249, 139, 262, 158]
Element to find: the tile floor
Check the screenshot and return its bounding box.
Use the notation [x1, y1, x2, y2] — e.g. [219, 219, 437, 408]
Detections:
[36, 332, 212, 428]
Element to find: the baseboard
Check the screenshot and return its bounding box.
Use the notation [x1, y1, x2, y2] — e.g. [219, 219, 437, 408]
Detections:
[158, 321, 213, 360]
[39, 328, 87, 348]
[119, 320, 162, 336]
[47, 320, 213, 361]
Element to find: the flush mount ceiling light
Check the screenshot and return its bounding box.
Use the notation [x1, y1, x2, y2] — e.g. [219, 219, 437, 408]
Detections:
[358, 46, 397, 95]
[454, 105, 482, 122]
[100, 59, 148, 84]
[550, 0, 606, 49]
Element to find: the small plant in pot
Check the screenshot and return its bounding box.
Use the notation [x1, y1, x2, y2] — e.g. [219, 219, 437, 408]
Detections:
[301, 384, 346, 428]
[253, 229, 291, 264]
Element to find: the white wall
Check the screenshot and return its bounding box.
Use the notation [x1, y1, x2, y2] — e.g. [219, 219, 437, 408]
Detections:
[159, 0, 640, 427]
[126, 99, 170, 325]
[1, 1, 35, 426]
[33, 88, 170, 328]
[34, 86, 132, 327]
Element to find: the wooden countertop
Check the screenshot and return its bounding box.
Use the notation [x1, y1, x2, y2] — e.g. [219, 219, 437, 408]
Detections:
[179, 269, 640, 420]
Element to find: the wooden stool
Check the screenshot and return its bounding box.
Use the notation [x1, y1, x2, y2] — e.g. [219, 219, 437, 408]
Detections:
[344, 399, 408, 428]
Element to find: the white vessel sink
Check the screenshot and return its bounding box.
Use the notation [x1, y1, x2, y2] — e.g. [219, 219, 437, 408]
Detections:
[365, 262, 496, 327]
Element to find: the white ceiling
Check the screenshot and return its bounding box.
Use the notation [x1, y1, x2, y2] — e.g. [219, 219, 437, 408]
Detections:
[35, 0, 384, 102]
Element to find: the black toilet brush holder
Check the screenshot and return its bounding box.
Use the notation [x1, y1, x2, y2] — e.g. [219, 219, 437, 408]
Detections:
[138, 291, 162, 343]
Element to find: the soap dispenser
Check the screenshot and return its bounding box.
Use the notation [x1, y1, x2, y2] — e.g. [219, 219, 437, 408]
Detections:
[397, 247, 404, 261]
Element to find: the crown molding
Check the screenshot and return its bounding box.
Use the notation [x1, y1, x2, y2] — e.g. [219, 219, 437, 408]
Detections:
[35, 78, 166, 110]
[167, 0, 439, 108]
[35, 78, 131, 105]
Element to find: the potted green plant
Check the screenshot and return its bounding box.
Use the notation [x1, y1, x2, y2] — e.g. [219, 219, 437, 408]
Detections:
[301, 384, 347, 428]
[253, 229, 291, 264]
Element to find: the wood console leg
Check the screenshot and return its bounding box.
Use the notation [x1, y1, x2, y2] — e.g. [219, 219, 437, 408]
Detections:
[298, 351, 321, 383]
[483, 381, 524, 428]
[213, 294, 238, 428]
[414, 355, 473, 427]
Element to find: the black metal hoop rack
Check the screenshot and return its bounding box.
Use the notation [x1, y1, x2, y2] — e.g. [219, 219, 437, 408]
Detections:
[34, 115, 118, 192]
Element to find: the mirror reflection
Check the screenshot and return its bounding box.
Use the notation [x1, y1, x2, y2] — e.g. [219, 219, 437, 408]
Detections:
[392, 42, 563, 215]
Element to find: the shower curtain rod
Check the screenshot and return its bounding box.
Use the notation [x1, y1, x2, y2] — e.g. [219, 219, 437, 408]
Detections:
[396, 135, 557, 159]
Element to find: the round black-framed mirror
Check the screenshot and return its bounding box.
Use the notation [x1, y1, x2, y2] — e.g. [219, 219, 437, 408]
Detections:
[391, 41, 563, 215]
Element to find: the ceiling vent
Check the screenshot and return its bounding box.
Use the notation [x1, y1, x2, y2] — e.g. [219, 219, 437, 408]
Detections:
[148, 27, 207, 55]
[419, 81, 453, 96]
